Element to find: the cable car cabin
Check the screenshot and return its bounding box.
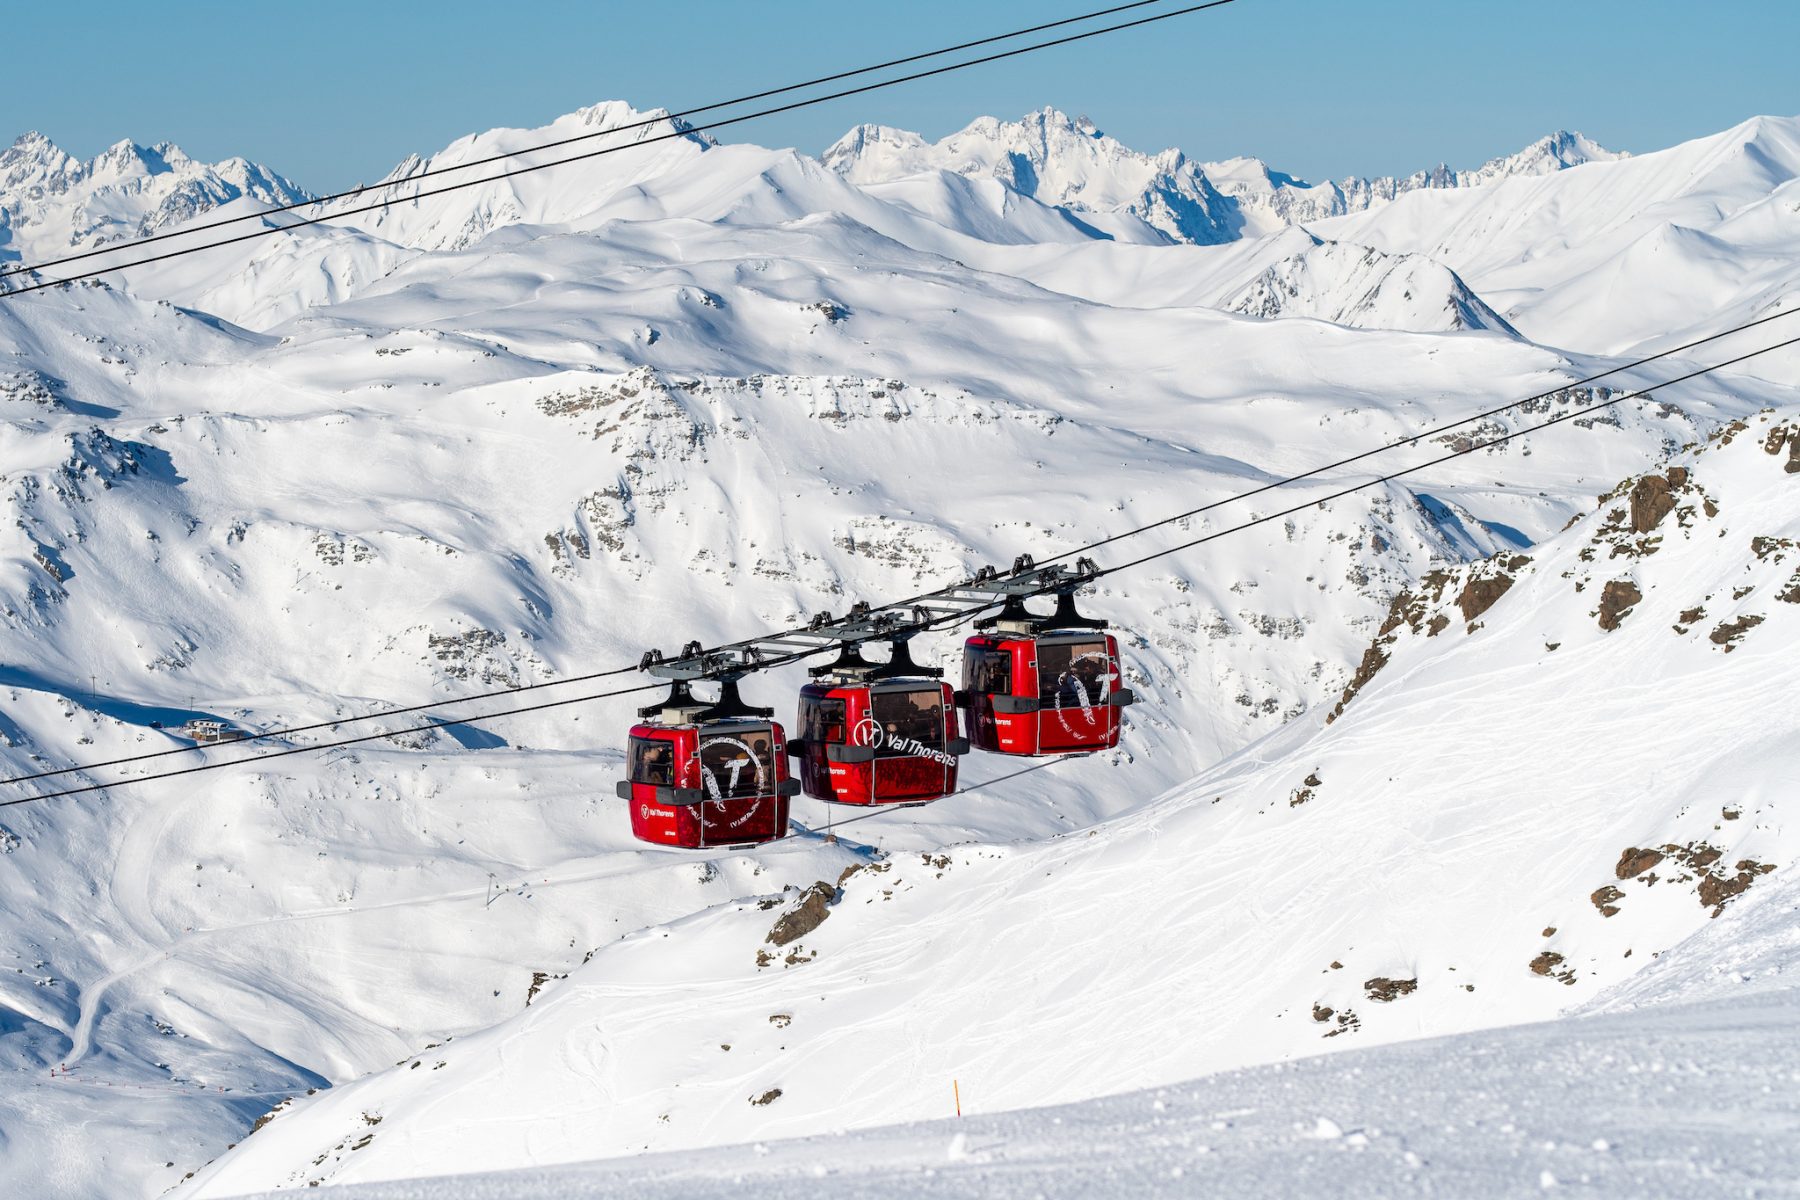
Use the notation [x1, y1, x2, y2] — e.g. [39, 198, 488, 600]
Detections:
[791, 675, 966, 806]
[616, 680, 799, 849]
[959, 591, 1135, 756]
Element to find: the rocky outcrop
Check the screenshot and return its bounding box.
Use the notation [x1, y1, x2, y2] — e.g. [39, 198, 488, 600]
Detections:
[1328, 554, 1530, 723]
[1363, 977, 1417, 1003]
[1596, 580, 1643, 631]
[766, 881, 837, 947]
[1628, 470, 1682, 533]
[1764, 421, 1800, 473]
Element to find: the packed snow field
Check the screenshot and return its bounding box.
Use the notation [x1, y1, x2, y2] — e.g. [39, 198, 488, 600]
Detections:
[0, 101, 1795, 1197]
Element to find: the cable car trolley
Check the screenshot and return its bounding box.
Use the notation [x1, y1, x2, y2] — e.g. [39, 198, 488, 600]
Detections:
[789, 635, 969, 806]
[619, 556, 1138, 845]
[617, 663, 799, 849]
[956, 556, 1135, 757]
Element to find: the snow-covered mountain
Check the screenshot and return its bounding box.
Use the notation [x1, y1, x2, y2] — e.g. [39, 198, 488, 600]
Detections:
[321, 101, 715, 252]
[0, 132, 311, 267]
[1312, 114, 1800, 354]
[825, 109, 1626, 244]
[0, 99, 1796, 1200]
[1198, 129, 1628, 236]
[824, 108, 1239, 244]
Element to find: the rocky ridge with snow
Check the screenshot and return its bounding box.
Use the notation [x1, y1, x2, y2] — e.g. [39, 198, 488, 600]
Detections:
[0, 132, 310, 268]
[825, 110, 1628, 243]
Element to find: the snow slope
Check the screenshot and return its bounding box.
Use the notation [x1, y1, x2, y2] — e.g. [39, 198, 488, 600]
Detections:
[221, 978, 1800, 1198]
[975, 225, 1517, 334]
[177, 408, 1800, 1194]
[320, 101, 715, 253]
[264, 858, 1800, 1199]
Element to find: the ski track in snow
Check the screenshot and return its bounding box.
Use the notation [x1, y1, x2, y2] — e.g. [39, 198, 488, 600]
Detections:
[230, 987, 1800, 1200]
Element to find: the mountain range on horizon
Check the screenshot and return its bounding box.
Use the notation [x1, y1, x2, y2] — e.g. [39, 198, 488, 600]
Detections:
[1, 102, 1628, 264]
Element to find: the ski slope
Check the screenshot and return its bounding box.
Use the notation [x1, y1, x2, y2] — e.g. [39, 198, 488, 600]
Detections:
[219, 976, 1800, 1198]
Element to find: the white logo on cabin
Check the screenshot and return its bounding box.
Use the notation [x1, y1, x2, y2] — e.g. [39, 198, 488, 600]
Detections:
[856, 714, 954, 766]
[698, 735, 768, 803]
[1051, 650, 1112, 735]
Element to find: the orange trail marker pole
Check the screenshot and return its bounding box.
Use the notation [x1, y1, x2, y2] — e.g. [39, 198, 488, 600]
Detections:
[954, 1079, 962, 1117]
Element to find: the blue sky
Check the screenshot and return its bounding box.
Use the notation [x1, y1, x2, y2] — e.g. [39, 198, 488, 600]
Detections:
[7, 1, 1796, 190]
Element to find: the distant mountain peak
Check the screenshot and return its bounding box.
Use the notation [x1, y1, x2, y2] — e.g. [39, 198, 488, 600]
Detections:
[826, 111, 1631, 246]
[0, 130, 311, 262]
[824, 106, 1237, 245]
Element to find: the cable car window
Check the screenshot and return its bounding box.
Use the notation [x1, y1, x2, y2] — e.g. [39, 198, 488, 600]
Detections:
[628, 736, 675, 786]
[816, 698, 847, 743]
[1037, 638, 1110, 712]
[800, 696, 848, 745]
[698, 727, 774, 800]
[870, 688, 945, 758]
[964, 647, 1011, 695]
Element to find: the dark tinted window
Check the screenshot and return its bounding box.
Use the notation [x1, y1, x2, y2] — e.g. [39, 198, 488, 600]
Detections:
[1037, 638, 1111, 711]
[963, 646, 1012, 695]
[698, 726, 775, 800]
[870, 688, 945, 758]
[628, 736, 675, 786]
[799, 697, 849, 745]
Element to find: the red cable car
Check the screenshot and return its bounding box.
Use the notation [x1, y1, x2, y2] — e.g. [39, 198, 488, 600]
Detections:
[616, 677, 799, 849]
[958, 589, 1135, 756]
[787, 638, 969, 806]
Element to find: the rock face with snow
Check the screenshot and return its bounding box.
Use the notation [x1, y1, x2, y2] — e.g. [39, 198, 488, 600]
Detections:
[0, 132, 311, 267]
[824, 108, 1239, 244]
[826, 110, 1626, 244]
[1215, 229, 1517, 333]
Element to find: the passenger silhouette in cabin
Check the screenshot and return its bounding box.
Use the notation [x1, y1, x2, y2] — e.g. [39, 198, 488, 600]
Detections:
[640, 742, 673, 786]
[749, 736, 772, 789]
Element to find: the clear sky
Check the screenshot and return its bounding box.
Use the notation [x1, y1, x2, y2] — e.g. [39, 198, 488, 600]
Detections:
[7, 0, 1796, 191]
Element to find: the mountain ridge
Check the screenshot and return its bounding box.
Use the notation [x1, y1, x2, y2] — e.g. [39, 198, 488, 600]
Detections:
[823, 107, 1627, 244]
[0, 130, 311, 267]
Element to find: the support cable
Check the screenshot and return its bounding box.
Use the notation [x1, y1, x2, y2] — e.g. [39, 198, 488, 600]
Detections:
[1036, 304, 1800, 571]
[0, 0, 1188, 284]
[1088, 330, 1800, 582]
[5, 325, 1796, 802]
[0, 1, 1239, 300]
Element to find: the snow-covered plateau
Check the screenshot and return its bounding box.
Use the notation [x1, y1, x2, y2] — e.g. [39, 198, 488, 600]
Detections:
[0, 100, 1796, 1198]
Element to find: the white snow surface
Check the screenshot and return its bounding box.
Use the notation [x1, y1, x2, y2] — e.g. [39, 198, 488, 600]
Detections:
[227, 955, 1800, 1198]
[0, 100, 1795, 1199]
